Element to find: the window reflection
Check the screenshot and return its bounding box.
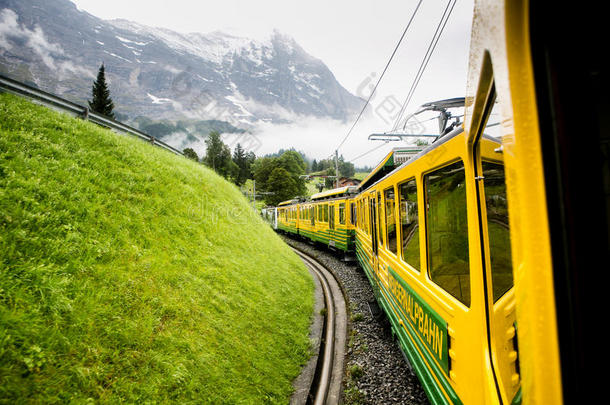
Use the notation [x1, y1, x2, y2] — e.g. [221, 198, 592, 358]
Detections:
[426, 161, 470, 306]
[399, 179, 420, 270]
[482, 161, 514, 301]
[385, 188, 397, 255]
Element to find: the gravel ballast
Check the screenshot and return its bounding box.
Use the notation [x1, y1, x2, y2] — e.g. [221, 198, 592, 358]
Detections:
[282, 236, 430, 405]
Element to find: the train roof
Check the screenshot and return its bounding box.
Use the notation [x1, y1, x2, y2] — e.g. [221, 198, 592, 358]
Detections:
[310, 185, 358, 201]
[358, 128, 504, 193]
[277, 199, 299, 207]
[357, 146, 424, 191]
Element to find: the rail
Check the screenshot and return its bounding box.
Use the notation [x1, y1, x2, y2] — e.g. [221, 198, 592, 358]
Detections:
[0, 74, 184, 156]
[290, 247, 347, 405]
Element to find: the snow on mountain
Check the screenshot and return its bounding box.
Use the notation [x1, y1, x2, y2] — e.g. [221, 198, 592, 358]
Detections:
[0, 0, 364, 133]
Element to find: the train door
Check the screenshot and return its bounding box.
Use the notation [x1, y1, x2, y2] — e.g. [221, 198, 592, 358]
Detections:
[368, 191, 380, 286]
[377, 191, 388, 284]
[469, 76, 520, 404]
[329, 203, 335, 247]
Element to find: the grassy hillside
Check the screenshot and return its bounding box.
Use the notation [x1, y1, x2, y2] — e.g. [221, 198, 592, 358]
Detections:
[0, 93, 314, 403]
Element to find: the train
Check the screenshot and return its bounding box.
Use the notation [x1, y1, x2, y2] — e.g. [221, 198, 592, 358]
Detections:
[264, 0, 605, 403]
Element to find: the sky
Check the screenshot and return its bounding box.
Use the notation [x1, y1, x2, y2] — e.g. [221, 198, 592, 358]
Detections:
[71, 0, 475, 167]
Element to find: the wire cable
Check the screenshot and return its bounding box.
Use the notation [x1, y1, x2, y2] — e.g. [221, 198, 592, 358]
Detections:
[347, 142, 391, 163]
[391, 0, 457, 133]
[334, 0, 424, 152]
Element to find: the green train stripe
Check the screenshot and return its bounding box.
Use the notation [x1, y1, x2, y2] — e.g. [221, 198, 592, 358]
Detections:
[353, 238, 461, 405]
[378, 279, 460, 404]
[299, 229, 350, 251]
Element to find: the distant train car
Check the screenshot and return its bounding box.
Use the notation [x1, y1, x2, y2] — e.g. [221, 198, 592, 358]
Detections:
[260, 206, 277, 230]
[277, 199, 299, 235]
[304, 186, 358, 255]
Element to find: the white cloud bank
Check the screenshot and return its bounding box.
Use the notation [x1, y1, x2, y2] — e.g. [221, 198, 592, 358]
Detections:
[0, 8, 93, 78]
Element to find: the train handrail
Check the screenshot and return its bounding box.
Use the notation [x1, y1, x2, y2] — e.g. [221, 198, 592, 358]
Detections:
[0, 74, 184, 156]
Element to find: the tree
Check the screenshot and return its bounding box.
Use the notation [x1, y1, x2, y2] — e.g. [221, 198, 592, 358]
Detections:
[232, 143, 254, 186]
[183, 148, 199, 161]
[88, 63, 115, 118]
[311, 159, 318, 172]
[338, 156, 355, 178]
[277, 151, 307, 195]
[252, 150, 309, 204]
[203, 131, 236, 179]
[266, 167, 298, 206]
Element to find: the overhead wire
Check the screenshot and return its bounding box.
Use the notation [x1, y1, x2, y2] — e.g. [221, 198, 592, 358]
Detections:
[336, 0, 459, 167]
[333, 0, 424, 153]
[347, 142, 390, 163]
[391, 0, 458, 133]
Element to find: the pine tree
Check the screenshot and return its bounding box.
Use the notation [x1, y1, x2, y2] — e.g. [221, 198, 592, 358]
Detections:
[88, 63, 115, 118]
[232, 143, 250, 186]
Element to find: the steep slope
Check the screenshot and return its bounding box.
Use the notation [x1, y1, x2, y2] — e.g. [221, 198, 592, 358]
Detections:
[0, 0, 363, 127]
[0, 93, 314, 403]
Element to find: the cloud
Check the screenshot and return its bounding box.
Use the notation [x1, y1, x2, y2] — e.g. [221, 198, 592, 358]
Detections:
[0, 8, 93, 78]
[0, 8, 63, 68]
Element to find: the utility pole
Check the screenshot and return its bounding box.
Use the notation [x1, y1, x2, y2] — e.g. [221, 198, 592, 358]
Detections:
[334, 150, 339, 189]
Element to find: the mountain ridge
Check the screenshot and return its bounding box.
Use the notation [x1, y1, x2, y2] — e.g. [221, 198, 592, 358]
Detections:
[0, 0, 364, 136]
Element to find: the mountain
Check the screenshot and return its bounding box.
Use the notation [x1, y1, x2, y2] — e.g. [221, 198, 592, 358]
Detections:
[0, 0, 364, 137]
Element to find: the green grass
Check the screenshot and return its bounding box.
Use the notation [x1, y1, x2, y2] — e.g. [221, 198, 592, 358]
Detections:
[353, 172, 369, 181]
[0, 93, 314, 404]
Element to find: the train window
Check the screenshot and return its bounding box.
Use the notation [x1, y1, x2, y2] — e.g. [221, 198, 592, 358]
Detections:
[311, 206, 315, 225]
[365, 197, 370, 235]
[323, 204, 328, 223]
[384, 187, 398, 255]
[339, 203, 346, 225]
[360, 200, 364, 230]
[425, 160, 471, 307]
[350, 202, 356, 226]
[329, 204, 335, 229]
[399, 179, 420, 271]
[377, 193, 384, 247]
[482, 162, 514, 301]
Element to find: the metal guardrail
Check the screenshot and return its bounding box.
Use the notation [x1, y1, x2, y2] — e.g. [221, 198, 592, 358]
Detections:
[0, 74, 184, 156]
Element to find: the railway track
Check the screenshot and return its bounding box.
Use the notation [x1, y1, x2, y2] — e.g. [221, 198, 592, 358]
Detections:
[290, 247, 348, 405]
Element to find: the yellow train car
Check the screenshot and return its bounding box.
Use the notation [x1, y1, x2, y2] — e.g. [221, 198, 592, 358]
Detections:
[276, 2, 603, 402]
[276, 199, 299, 235]
[355, 129, 516, 404]
[351, 0, 606, 403]
[469, 0, 605, 403]
[304, 186, 358, 254]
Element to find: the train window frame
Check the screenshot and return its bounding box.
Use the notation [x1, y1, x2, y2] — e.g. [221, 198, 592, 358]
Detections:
[424, 159, 472, 308]
[384, 186, 398, 256]
[339, 203, 346, 225]
[398, 177, 421, 272]
[480, 159, 514, 302]
[377, 192, 385, 247]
